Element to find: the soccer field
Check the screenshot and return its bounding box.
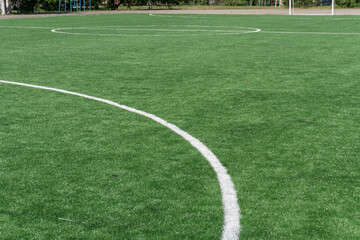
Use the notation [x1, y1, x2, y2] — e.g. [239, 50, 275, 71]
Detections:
[0, 13, 359, 239]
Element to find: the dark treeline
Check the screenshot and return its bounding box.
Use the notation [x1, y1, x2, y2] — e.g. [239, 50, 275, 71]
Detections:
[2, 0, 359, 14]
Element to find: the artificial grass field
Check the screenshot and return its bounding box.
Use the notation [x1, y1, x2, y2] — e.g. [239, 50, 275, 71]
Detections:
[0, 13, 359, 239]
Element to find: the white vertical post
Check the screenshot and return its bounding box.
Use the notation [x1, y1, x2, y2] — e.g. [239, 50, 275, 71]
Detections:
[331, 0, 335, 15]
[289, 0, 292, 15]
[0, 0, 6, 15]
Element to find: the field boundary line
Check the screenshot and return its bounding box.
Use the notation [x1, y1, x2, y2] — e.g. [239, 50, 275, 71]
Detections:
[261, 30, 360, 35]
[0, 26, 54, 29]
[0, 80, 241, 240]
[149, 13, 210, 18]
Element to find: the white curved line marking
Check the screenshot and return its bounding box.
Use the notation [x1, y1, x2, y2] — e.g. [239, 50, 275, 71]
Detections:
[51, 25, 261, 37]
[0, 80, 241, 240]
[2, 25, 359, 36]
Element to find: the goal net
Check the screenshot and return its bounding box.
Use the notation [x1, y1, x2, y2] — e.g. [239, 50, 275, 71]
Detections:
[289, 0, 335, 15]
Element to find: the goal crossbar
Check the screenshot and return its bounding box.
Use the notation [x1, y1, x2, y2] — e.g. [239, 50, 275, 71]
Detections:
[289, 0, 335, 15]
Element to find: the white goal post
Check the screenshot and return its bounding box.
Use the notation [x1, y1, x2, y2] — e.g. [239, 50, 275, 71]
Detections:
[289, 0, 335, 15]
[0, 0, 6, 15]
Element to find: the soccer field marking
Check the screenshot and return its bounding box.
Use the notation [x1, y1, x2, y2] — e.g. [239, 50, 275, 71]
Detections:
[0, 24, 260, 36]
[58, 218, 75, 222]
[49, 26, 360, 36]
[261, 30, 360, 35]
[263, 16, 360, 20]
[56, 27, 252, 33]
[1, 25, 359, 36]
[51, 25, 261, 36]
[0, 26, 53, 29]
[149, 13, 210, 18]
[0, 80, 241, 240]
[148, 13, 360, 21]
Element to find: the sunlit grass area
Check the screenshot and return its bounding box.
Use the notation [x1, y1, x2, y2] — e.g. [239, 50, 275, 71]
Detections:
[0, 13, 359, 239]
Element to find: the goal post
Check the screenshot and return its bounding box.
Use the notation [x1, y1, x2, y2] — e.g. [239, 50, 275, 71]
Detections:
[1, 0, 5, 15]
[289, 0, 335, 15]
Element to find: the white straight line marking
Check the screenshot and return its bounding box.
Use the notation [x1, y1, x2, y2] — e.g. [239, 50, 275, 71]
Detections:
[261, 30, 360, 35]
[58, 218, 74, 222]
[149, 13, 210, 19]
[0, 80, 241, 240]
[56, 28, 249, 33]
[0, 26, 54, 29]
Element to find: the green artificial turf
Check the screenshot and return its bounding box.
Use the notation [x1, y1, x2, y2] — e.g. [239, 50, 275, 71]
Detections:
[0, 13, 359, 239]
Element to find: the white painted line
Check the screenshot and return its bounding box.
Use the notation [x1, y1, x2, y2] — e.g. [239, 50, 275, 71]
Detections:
[0, 26, 54, 29]
[2, 25, 358, 36]
[276, 17, 360, 20]
[291, 14, 333, 15]
[50, 25, 260, 37]
[149, 13, 210, 19]
[148, 13, 360, 20]
[98, 25, 258, 30]
[58, 218, 74, 222]
[56, 28, 251, 33]
[261, 30, 360, 35]
[0, 80, 241, 240]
